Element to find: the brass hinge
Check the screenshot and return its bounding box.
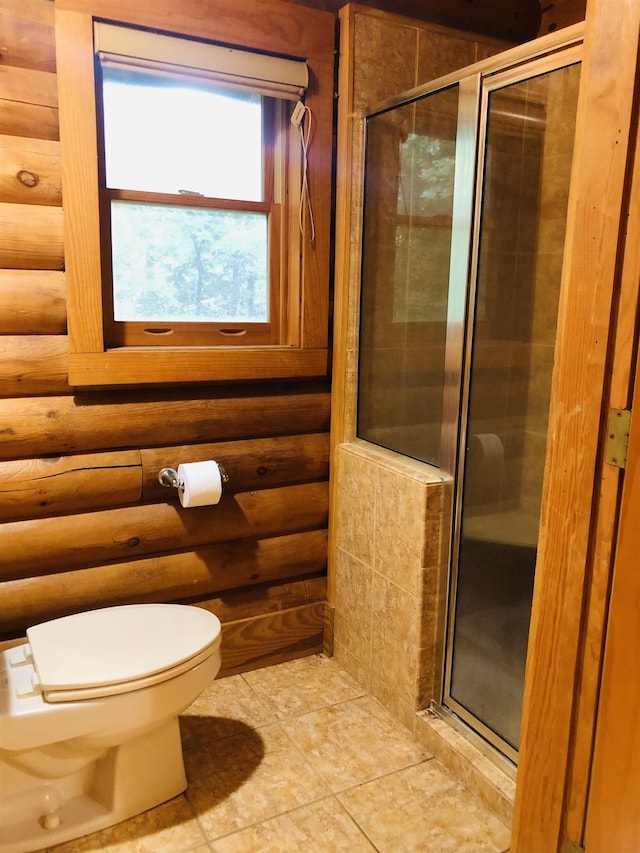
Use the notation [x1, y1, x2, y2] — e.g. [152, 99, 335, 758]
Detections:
[565, 838, 585, 853]
[605, 408, 632, 469]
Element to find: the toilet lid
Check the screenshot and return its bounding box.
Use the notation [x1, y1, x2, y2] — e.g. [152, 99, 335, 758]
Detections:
[27, 604, 221, 700]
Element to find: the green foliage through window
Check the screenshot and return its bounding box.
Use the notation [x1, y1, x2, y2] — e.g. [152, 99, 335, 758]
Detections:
[111, 202, 268, 323]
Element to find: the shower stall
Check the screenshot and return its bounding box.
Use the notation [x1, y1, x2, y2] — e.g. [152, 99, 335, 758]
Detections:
[357, 31, 582, 762]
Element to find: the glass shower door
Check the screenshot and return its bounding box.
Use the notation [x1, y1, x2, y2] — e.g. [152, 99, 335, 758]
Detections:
[444, 61, 581, 760]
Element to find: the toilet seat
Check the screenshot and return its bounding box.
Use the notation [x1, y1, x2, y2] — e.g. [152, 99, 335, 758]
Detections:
[25, 604, 221, 703]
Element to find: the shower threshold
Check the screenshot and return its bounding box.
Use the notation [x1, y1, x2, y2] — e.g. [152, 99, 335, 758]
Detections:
[414, 706, 516, 828]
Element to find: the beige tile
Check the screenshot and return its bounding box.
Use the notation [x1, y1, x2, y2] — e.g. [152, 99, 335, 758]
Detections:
[180, 673, 279, 750]
[45, 796, 207, 853]
[341, 345, 359, 441]
[184, 723, 330, 839]
[332, 638, 372, 694]
[424, 482, 446, 570]
[374, 466, 428, 596]
[209, 797, 376, 852]
[416, 574, 446, 705]
[334, 445, 376, 565]
[241, 654, 366, 719]
[281, 695, 429, 792]
[415, 644, 439, 709]
[353, 13, 418, 110]
[348, 129, 366, 250]
[338, 759, 511, 852]
[417, 27, 476, 82]
[333, 547, 373, 667]
[368, 686, 419, 738]
[419, 584, 441, 651]
[370, 573, 420, 707]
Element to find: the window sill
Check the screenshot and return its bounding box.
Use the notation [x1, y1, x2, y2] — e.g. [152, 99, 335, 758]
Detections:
[68, 346, 328, 387]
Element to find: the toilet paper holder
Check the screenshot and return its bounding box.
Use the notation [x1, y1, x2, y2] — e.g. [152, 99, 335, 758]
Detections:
[158, 464, 229, 490]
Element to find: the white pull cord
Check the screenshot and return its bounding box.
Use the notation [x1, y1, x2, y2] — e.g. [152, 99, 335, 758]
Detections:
[292, 102, 315, 243]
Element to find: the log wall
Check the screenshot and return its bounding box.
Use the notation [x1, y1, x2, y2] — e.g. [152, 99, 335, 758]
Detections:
[0, 0, 330, 675]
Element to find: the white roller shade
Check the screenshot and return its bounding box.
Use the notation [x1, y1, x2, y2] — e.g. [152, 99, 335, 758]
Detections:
[94, 21, 308, 100]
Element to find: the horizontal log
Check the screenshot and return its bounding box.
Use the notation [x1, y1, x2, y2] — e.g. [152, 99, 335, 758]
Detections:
[218, 602, 325, 677]
[0, 135, 61, 206]
[0, 529, 327, 632]
[0, 65, 57, 109]
[0, 335, 69, 396]
[0, 481, 329, 581]
[0, 450, 142, 522]
[304, 575, 327, 602]
[0, 202, 64, 269]
[2, 0, 55, 28]
[0, 1, 56, 73]
[0, 98, 58, 141]
[0, 270, 66, 334]
[142, 433, 330, 500]
[0, 387, 331, 460]
[0, 433, 329, 521]
[194, 572, 327, 622]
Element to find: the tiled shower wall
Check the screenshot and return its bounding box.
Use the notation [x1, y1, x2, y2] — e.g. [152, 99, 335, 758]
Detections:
[331, 7, 507, 728]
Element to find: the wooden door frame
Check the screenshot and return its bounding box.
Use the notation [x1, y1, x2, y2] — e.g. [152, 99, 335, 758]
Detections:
[511, 0, 640, 849]
[584, 340, 640, 850]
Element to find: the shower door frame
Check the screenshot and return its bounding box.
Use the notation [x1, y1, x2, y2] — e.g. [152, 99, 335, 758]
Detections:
[360, 28, 584, 766]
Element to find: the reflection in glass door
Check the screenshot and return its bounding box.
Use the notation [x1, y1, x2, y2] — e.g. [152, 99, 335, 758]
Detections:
[445, 62, 581, 760]
[358, 84, 461, 468]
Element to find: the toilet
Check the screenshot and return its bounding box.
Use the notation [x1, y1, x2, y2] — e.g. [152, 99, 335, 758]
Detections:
[0, 603, 222, 853]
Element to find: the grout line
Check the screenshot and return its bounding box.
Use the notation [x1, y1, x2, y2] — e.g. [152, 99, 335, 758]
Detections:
[180, 790, 215, 852]
[275, 699, 435, 797]
[332, 794, 382, 852]
[198, 793, 346, 846]
[332, 754, 436, 797]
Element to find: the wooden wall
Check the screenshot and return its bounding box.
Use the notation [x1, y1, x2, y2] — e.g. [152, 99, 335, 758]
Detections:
[538, 0, 586, 36]
[0, 0, 330, 676]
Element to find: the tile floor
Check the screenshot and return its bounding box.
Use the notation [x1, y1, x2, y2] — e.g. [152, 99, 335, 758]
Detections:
[46, 655, 511, 852]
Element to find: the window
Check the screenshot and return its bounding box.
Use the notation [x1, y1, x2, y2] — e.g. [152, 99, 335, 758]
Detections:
[95, 23, 307, 348]
[55, 0, 334, 386]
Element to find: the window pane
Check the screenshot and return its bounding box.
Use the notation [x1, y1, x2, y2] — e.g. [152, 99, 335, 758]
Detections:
[357, 86, 459, 467]
[101, 68, 263, 200]
[110, 201, 268, 323]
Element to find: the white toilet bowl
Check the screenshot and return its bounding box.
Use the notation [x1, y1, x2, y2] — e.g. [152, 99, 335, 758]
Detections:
[0, 603, 222, 853]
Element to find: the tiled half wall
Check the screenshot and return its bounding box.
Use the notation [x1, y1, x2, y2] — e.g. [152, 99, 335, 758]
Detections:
[332, 440, 451, 732]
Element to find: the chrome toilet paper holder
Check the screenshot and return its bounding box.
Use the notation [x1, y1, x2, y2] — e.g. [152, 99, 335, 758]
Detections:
[158, 464, 229, 490]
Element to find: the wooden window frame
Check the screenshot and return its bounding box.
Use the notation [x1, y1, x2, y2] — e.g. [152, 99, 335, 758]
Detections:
[55, 0, 335, 387]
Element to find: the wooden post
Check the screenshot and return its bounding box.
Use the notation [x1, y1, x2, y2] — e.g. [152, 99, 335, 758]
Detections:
[511, 0, 640, 848]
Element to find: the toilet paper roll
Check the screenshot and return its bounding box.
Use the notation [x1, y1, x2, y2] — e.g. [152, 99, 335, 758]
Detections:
[177, 461, 223, 508]
[469, 433, 504, 462]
